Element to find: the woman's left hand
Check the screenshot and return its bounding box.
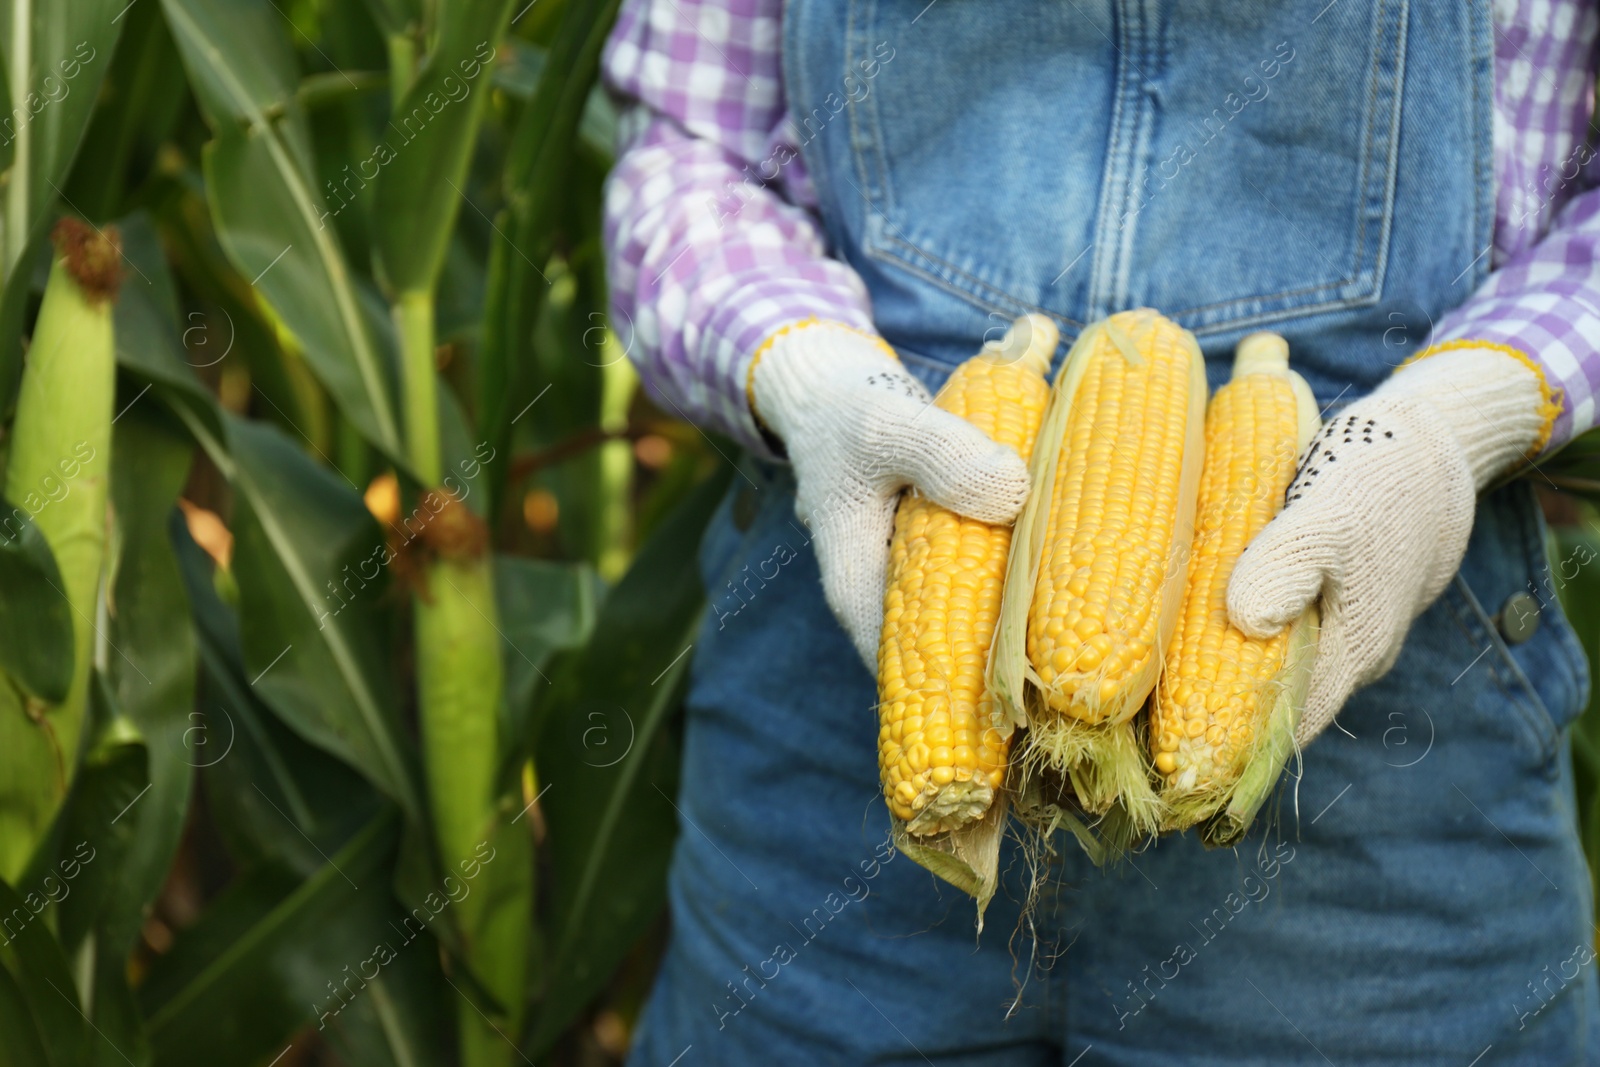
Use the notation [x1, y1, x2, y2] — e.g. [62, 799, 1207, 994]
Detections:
[1226, 346, 1554, 746]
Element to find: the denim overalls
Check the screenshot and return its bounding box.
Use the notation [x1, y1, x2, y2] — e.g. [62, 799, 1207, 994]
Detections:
[630, 1, 1600, 1062]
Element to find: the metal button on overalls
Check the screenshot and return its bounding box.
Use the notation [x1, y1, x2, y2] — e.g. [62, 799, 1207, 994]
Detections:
[1498, 591, 1541, 644]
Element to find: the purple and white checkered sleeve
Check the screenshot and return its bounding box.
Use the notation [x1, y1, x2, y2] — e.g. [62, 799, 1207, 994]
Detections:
[1433, 188, 1600, 450]
[602, 0, 875, 458]
[1431, 0, 1600, 451]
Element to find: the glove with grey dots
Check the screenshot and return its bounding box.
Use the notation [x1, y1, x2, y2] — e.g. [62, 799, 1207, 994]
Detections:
[1226, 347, 1551, 746]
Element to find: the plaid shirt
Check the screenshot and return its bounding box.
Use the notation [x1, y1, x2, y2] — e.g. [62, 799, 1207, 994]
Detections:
[603, 0, 1600, 455]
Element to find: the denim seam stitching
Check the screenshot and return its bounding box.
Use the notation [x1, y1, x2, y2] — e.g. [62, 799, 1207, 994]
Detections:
[786, 0, 847, 262]
[1362, 0, 1406, 307]
[1347, 0, 1385, 305]
[1472, 0, 1495, 289]
[1185, 293, 1390, 336]
[865, 234, 1089, 328]
[873, 221, 1385, 332]
[862, 67, 1398, 335]
[1168, 276, 1376, 319]
[1160, 0, 1405, 326]
[1349, 0, 1403, 307]
[845, 0, 889, 220]
[1086, 0, 1136, 315]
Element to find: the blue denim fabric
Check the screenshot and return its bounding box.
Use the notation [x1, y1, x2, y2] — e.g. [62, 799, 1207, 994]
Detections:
[631, 469, 1595, 1065]
[783, 0, 1491, 403]
[629, 0, 1600, 1061]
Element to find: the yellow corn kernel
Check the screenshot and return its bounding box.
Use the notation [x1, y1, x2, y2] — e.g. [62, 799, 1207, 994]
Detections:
[1026, 309, 1206, 726]
[879, 315, 1055, 835]
[1151, 332, 1321, 836]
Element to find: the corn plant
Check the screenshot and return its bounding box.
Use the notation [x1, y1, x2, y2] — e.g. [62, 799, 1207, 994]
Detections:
[0, 0, 725, 1063]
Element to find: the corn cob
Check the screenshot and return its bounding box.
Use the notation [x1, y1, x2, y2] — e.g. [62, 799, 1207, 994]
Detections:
[878, 315, 1055, 836]
[1153, 332, 1320, 843]
[410, 488, 530, 1067]
[0, 219, 119, 881]
[985, 309, 1205, 840]
[1025, 309, 1207, 726]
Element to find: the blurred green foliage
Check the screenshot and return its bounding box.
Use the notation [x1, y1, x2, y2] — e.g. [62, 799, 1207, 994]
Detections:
[0, 0, 718, 1063]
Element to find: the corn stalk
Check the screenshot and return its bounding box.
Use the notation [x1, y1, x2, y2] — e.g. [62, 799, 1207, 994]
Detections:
[398, 298, 524, 1064]
[374, 2, 525, 1061]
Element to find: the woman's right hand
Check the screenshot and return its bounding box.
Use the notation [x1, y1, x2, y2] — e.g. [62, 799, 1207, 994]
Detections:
[749, 321, 1033, 669]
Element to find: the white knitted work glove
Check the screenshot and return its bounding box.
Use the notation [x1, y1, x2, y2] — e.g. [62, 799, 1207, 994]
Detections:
[750, 321, 1031, 667]
[1227, 346, 1555, 746]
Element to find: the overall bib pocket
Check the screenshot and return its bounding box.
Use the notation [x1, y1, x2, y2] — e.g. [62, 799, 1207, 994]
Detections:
[835, 0, 1411, 334]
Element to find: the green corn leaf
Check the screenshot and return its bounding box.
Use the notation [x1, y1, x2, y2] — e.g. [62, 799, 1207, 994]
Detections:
[0, 0, 126, 266]
[225, 413, 421, 823]
[49, 711, 153, 1066]
[110, 209, 421, 826]
[0, 961, 50, 1067]
[62, 0, 189, 222]
[491, 38, 546, 99]
[85, 410, 195, 952]
[154, 0, 299, 129]
[372, 0, 515, 296]
[0, 870, 89, 1067]
[494, 554, 598, 771]
[360, 0, 423, 39]
[0, 224, 41, 423]
[204, 123, 402, 457]
[0, 494, 71, 703]
[1537, 427, 1600, 503]
[83, 977, 144, 1067]
[140, 809, 442, 1067]
[0, 676, 47, 890]
[92, 215, 199, 959]
[479, 0, 621, 520]
[477, 213, 538, 521]
[321, 954, 447, 1067]
[159, 0, 405, 459]
[148, 169, 321, 440]
[297, 68, 387, 111]
[176, 523, 387, 875]
[109, 216, 229, 447]
[500, 0, 620, 203]
[525, 463, 730, 1056]
[54, 719, 178, 1067]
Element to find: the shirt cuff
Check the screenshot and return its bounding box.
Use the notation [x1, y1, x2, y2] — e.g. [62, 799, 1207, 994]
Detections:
[1431, 293, 1600, 450]
[1397, 338, 1562, 459]
[701, 274, 876, 460]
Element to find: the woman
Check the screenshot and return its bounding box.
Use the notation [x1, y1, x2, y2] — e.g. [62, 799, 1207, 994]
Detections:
[603, 1, 1600, 1061]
